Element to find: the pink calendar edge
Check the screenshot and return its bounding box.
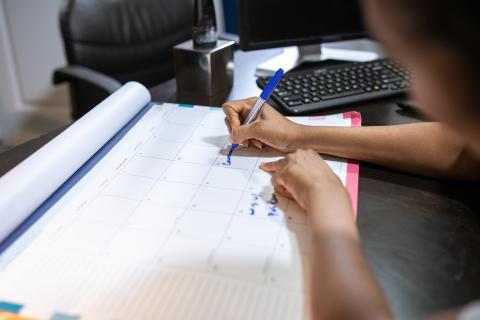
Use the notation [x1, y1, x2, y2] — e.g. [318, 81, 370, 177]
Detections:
[342, 111, 362, 218]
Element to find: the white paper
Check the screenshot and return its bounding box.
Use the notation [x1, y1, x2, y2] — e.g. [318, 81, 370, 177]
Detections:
[0, 82, 151, 244]
[0, 103, 355, 320]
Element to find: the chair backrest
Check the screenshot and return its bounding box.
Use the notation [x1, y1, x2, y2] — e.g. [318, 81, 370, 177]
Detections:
[60, 0, 193, 87]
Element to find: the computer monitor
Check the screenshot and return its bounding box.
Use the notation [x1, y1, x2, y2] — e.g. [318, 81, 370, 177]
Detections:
[238, 0, 367, 75]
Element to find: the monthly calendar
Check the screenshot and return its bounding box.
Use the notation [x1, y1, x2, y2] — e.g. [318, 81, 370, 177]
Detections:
[0, 100, 360, 320]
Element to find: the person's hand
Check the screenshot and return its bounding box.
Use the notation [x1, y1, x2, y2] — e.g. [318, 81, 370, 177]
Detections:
[260, 149, 350, 212]
[222, 97, 304, 152]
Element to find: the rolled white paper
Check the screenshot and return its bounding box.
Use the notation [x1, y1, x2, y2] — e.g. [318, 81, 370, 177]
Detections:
[0, 82, 151, 244]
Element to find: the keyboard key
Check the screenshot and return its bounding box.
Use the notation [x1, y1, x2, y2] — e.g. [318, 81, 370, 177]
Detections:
[382, 77, 403, 84]
[282, 95, 301, 102]
[287, 100, 303, 106]
[277, 91, 291, 97]
[320, 89, 364, 100]
[314, 68, 327, 74]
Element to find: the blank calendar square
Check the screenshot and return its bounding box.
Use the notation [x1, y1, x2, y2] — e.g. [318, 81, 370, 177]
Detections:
[104, 175, 155, 201]
[161, 162, 210, 185]
[204, 167, 251, 190]
[160, 236, 216, 271]
[146, 181, 198, 208]
[212, 243, 270, 282]
[189, 127, 228, 148]
[176, 145, 220, 166]
[122, 156, 170, 179]
[106, 228, 167, 262]
[175, 210, 231, 241]
[80, 195, 138, 225]
[127, 203, 183, 233]
[190, 187, 243, 214]
[167, 108, 206, 126]
[225, 216, 280, 249]
[153, 123, 195, 142]
[138, 139, 184, 160]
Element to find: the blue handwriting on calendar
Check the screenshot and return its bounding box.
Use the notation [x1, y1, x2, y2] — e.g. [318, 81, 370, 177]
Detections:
[249, 193, 261, 215]
[248, 193, 279, 216]
[222, 146, 235, 166]
[268, 194, 279, 216]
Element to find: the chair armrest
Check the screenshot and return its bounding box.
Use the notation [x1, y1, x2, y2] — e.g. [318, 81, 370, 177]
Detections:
[53, 65, 122, 94]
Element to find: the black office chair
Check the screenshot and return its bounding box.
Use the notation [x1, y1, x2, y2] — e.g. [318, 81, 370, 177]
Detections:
[53, 0, 193, 119]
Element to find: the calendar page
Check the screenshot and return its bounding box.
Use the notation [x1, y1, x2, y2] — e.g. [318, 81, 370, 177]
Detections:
[0, 103, 360, 320]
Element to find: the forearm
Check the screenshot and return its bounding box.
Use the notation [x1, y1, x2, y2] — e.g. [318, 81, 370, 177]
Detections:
[307, 190, 392, 320]
[295, 122, 480, 179]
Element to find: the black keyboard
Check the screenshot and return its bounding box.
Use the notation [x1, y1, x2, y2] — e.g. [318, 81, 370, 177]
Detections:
[257, 59, 411, 114]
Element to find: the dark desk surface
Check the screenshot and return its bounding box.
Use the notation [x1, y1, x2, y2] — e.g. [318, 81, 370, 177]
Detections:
[1, 48, 479, 319]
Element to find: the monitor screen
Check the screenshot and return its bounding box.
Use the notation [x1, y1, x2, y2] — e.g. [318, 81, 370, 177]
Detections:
[238, 0, 366, 50]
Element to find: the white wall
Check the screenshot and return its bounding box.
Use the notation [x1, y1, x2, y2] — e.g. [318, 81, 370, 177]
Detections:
[0, 0, 21, 142]
[0, 0, 69, 143]
[4, 0, 68, 107]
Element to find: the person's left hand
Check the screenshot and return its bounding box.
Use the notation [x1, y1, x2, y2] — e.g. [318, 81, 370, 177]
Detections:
[260, 149, 348, 211]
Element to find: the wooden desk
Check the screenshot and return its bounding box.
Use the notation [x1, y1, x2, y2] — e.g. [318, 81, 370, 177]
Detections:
[1, 48, 479, 319]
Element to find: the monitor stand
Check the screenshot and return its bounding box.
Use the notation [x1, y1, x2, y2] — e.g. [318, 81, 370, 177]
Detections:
[254, 43, 380, 77]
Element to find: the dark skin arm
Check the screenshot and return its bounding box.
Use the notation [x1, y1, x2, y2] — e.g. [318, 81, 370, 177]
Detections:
[262, 150, 392, 320]
[262, 150, 463, 320]
[223, 98, 480, 180]
[224, 98, 469, 319]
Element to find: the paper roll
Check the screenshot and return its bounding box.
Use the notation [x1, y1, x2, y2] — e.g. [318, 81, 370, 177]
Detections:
[0, 82, 151, 244]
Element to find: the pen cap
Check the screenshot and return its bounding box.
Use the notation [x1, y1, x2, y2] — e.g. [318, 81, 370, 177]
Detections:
[260, 68, 284, 100]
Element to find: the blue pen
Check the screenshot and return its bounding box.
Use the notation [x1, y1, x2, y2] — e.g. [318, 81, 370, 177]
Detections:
[229, 68, 285, 153]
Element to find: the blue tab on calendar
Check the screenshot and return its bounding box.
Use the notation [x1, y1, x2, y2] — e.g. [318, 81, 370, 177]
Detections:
[0, 300, 23, 313]
[178, 103, 194, 108]
[51, 312, 81, 320]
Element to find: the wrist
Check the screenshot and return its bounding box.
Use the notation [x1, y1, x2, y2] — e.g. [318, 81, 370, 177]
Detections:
[305, 185, 355, 232]
[294, 124, 329, 151]
[305, 183, 346, 206]
[290, 124, 314, 149]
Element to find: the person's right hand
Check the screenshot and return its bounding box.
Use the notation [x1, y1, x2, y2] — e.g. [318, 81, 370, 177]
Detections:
[222, 97, 304, 152]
